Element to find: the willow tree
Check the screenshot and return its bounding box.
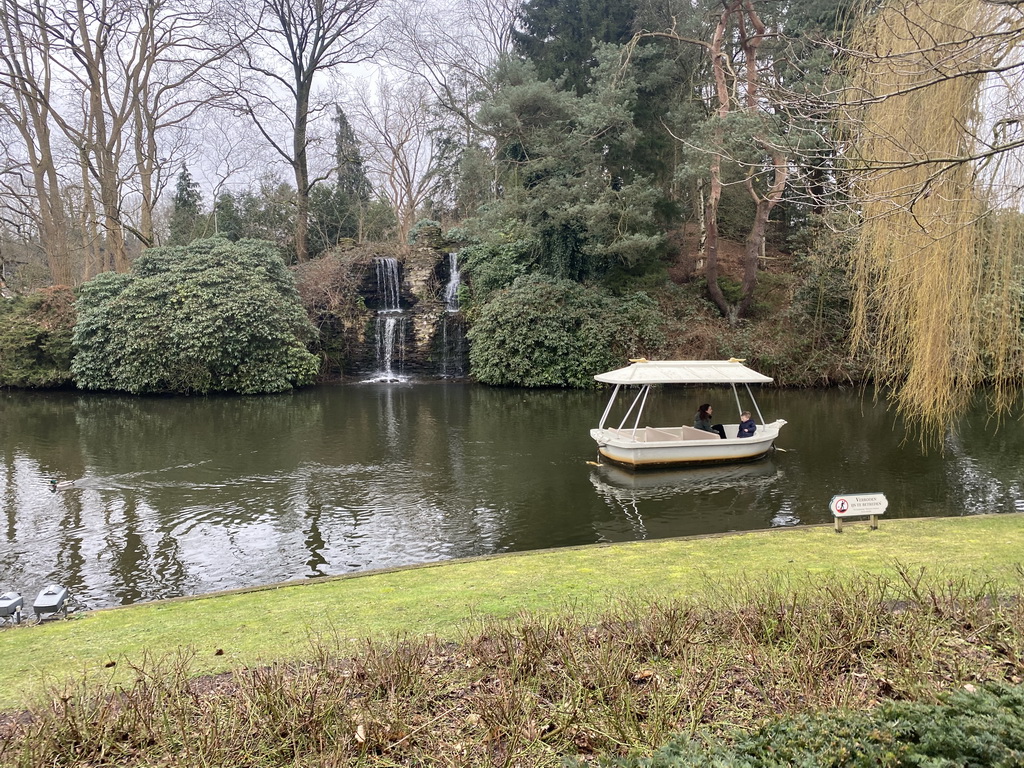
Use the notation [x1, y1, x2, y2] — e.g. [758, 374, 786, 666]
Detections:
[844, 0, 1024, 444]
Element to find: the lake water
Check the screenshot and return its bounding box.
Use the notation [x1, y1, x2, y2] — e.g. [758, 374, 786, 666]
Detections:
[2, 383, 1022, 609]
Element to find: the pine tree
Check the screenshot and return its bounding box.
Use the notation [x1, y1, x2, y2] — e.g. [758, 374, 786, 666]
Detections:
[167, 166, 203, 246]
[512, 0, 639, 95]
[334, 106, 370, 201]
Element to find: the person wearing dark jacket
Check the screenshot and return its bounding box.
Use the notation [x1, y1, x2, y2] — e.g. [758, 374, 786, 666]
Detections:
[737, 411, 757, 438]
[693, 403, 726, 439]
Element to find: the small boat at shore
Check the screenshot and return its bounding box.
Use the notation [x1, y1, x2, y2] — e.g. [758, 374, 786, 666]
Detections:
[590, 359, 787, 469]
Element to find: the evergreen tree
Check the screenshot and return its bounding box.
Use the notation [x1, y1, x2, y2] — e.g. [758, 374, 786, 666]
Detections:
[472, 53, 664, 286]
[334, 106, 371, 202]
[512, 0, 639, 94]
[167, 166, 204, 246]
[213, 192, 242, 241]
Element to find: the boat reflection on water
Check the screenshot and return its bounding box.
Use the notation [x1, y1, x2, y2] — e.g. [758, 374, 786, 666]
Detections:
[589, 458, 782, 539]
[592, 459, 778, 493]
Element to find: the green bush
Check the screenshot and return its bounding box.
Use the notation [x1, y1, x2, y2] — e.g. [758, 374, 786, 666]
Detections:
[0, 286, 75, 388]
[467, 274, 663, 387]
[460, 241, 530, 304]
[585, 683, 1024, 767]
[71, 238, 319, 394]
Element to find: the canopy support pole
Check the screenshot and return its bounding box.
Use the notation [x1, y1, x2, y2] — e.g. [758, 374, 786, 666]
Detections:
[598, 384, 620, 429]
[615, 385, 651, 437]
[630, 385, 652, 437]
[746, 383, 767, 425]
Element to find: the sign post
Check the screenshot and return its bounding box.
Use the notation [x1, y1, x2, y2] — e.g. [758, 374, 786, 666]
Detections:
[829, 493, 888, 532]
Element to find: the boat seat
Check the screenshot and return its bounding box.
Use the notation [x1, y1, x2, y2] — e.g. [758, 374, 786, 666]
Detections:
[644, 427, 682, 442]
[679, 425, 715, 440]
[607, 426, 716, 442]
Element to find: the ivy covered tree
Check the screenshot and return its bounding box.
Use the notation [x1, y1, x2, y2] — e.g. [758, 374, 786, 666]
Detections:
[334, 106, 371, 202]
[71, 238, 319, 394]
[306, 106, 375, 256]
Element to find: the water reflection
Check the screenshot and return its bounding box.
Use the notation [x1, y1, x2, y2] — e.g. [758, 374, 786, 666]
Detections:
[2, 383, 1023, 609]
[589, 458, 786, 542]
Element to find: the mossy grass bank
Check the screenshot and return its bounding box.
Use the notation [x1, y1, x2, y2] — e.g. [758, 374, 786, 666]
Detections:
[2, 515, 1022, 713]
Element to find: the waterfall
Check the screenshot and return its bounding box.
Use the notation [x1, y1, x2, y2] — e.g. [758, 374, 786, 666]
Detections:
[374, 314, 407, 381]
[368, 258, 407, 382]
[438, 315, 467, 378]
[376, 257, 402, 311]
[443, 252, 460, 312]
[437, 252, 467, 377]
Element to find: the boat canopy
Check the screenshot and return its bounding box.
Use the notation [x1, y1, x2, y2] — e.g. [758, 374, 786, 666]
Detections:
[594, 359, 774, 386]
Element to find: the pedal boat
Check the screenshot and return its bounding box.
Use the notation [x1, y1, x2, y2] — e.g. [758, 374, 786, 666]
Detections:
[590, 359, 786, 469]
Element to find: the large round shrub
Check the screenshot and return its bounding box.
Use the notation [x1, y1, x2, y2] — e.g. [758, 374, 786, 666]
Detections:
[71, 238, 319, 394]
[467, 274, 663, 387]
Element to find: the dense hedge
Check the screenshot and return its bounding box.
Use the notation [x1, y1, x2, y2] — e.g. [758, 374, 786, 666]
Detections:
[71, 238, 319, 394]
[584, 683, 1024, 767]
[467, 274, 663, 387]
[0, 286, 75, 387]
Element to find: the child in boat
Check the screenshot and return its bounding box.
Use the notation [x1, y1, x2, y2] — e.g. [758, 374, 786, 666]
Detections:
[737, 411, 756, 438]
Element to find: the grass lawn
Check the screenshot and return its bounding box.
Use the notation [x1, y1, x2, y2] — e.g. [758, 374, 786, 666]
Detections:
[1, 514, 1022, 710]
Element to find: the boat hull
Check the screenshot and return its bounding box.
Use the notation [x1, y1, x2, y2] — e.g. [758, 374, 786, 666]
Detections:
[590, 421, 785, 469]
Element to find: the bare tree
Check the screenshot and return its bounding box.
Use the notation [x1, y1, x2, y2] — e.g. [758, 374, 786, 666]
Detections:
[381, 0, 515, 134]
[378, 0, 516, 222]
[124, 0, 235, 248]
[230, 0, 381, 261]
[0, 0, 76, 284]
[351, 74, 443, 244]
[0, 0, 233, 282]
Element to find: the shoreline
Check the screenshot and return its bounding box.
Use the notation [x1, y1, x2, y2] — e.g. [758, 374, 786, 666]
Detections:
[2, 514, 1022, 710]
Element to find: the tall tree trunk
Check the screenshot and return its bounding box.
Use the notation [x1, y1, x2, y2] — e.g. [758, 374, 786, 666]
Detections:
[293, 86, 311, 262]
[0, 0, 75, 284]
[703, 2, 734, 321]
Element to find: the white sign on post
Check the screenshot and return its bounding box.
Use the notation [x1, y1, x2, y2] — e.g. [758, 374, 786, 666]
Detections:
[829, 493, 888, 532]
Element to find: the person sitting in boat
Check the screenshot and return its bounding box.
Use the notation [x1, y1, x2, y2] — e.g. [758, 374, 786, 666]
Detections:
[694, 403, 726, 439]
[737, 411, 757, 438]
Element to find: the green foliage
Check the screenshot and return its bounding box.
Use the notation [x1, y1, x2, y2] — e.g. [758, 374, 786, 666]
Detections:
[460, 241, 530, 303]
[790, 214, 858, 347]
[0, 287, 75, 387]
[308, 182, 360, 257]
[472, 54, 665, 285]
[587, 684, 1024, 767]
[361, 201, 398, 242]
[512, 0, 639, 95]
[408, 218, 442, 245]
[167, 165, 206, 246]
[71, 238, 319, 394]
[467, 274, 663, 387]
[212, 178, 297, 259]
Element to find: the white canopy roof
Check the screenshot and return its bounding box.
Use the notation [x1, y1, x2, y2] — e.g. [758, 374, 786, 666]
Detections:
[594, 359, 774, 385]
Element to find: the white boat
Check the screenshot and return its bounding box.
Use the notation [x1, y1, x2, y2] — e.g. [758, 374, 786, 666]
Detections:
[590, 359, 787, 469]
